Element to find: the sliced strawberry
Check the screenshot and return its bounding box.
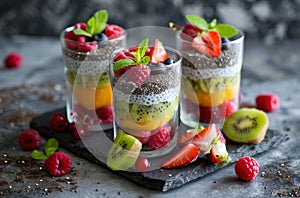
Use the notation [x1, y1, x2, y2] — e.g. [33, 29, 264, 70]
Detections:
[162, 143, 200, 169]
[181, 24, 203, 40]
[105, 24, 124, 39]
[113, 50, 135, 62]
[192, 31, 221, 58]
[177, 126, 205, 147]
[192, 124, 218, 152]
[207, 142, 231, 166]
[149, 39, 169, 63]
[216, 128, 226, 144]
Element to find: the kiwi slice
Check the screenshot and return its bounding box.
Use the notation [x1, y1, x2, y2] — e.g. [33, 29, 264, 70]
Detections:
[65, 69, 77, 85]
[222, 108, 269, 144]
[129, 98, 178, 123]
[107, 129, 142, 171]
[224, 72, 240, 89]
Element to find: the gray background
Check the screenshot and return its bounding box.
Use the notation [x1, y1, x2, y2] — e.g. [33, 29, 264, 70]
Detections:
[1, 0, 300, 44]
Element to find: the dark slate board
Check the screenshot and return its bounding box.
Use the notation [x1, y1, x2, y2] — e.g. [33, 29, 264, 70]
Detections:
[30, 108, 289, 192]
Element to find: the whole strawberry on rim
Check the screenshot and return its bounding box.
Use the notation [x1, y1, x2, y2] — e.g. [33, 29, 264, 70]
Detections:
[173, 15, 239, 58]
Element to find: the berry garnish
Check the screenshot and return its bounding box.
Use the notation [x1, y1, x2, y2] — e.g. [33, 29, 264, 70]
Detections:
[113, 38, 150, 75]
[162, 143, 200, 169]
[182, 24, 203, 40]
[192, 31, 221, 58]
[31, 138, 59, 160]
[235, 156, 259, 181]
[50, 113, 68, 132]
[149, 39, 169, 63]
[44, 152, 72, 177]
[96, 105, 113, 124]
[93, 33, 108, 44]
[255, 93, 279, 112]
[135, 157, 150, 172]
[122, 65, 150, 86]
[105, 24, 124, 39]
[18, 129, 41, 151]
[74, 22, 87, 30]
[4, 52, 23, 69]
[147, 125, 171, 150]
[177, 126, 205, 147]
[221, 37, 230, 50]
[163, 58, 174, 65]
[181, 15, 238, 58]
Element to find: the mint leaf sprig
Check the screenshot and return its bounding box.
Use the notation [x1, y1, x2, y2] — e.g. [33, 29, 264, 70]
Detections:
[32, 138, 59, 160]
[73, 9, 108, 37]
[185, 14, 238, 38]
[113, 38, 150, 71]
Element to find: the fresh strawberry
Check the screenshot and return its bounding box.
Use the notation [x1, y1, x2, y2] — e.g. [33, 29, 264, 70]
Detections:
[181, 24, 202, 40]
[149, 39, 169, 63]
[255, 94, 279, 112]
[192, 31, 221, 58]
[192, 124, 218, 152]
[177, 126, 205, 147]
[207, 141, 231, 166]
[105, 24, 124, 39]
[162, 143, 200, 169]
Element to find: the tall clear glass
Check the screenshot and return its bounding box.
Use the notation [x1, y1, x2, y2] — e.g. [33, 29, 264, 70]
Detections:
[60, 26, 126, 131]
[177, 30, 244, 128]
[110, 45, 182, 158]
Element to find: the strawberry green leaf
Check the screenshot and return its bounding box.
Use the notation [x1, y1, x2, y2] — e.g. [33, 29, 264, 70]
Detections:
[186, 15, 208, 30]
[74, 29, 92, 37]
[215, 24, 238, 38]
[209, 19, 217, 29]
[45, 138, 59, 156]
[137, 38, 149, 58]
[32, 150, 48, 160]
[113, 58, 135, 70]
[86, 9, 108, 36]
[140, 56, 150, 64]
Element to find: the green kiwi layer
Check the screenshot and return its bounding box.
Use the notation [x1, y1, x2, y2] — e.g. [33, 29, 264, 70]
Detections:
[115, 97, 178, 123]
[185, 72, 240, 93]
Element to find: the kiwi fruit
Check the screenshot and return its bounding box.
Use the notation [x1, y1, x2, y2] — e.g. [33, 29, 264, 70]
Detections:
[65, 69, 76, 85]
[224, 72, 240, 89]
[107, 129, 142, 171]
[129, 98, 178, 123]
[222, 108, 269, 144]
[67, 71, 110, 88]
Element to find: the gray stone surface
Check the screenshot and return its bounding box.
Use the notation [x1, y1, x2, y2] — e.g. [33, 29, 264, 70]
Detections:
[0, 35, 300, 197]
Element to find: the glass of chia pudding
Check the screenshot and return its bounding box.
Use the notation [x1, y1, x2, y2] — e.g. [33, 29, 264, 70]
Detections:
[176, 15, 244, 127]
[109, 38, 182, 160]
[60, 10, 126, 132]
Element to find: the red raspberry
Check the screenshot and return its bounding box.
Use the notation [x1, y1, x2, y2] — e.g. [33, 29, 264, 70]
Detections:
[18, 129, 41, 151]
[105, 24, 124, 39]
[113, 49, 135, 62]
[135, 157, 150, 172]
[147, 125, 171, 150]
[255, 94, 279, 112]
[122, 66, 150, 86]
[235, 156, 259, 181]
[74, 22, 87, 30]
[77, 36, 98, 52]
[44, 152, 72, 177]
[128, 130, 151, 145]
[64, 31, 79, 50]
[4, 52, 23, 69]
[50, 113, 68, 132]
[96, 105, 113, 124]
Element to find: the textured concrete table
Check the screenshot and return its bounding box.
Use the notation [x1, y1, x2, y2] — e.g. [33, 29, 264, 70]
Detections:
[0, 35, 299, 198]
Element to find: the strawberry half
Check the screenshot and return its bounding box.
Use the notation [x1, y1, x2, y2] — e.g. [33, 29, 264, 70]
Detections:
[149, 39, 169, 63]
[192, 124, 218, 152]
[177, 126, 205, 147]
[192, 31, 221, 58]
[207, 142, 231, 167]
[162, 143, 200, 169]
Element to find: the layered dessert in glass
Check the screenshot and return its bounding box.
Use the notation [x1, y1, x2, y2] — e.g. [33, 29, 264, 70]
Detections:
[109, 38, 181, 168]
[175, 15, 244, 127]
[60, 10, 126, 131]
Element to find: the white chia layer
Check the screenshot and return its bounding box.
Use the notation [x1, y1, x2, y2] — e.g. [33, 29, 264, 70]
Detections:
[114, 85, 180, 105]
[62, 37, 125, 75]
